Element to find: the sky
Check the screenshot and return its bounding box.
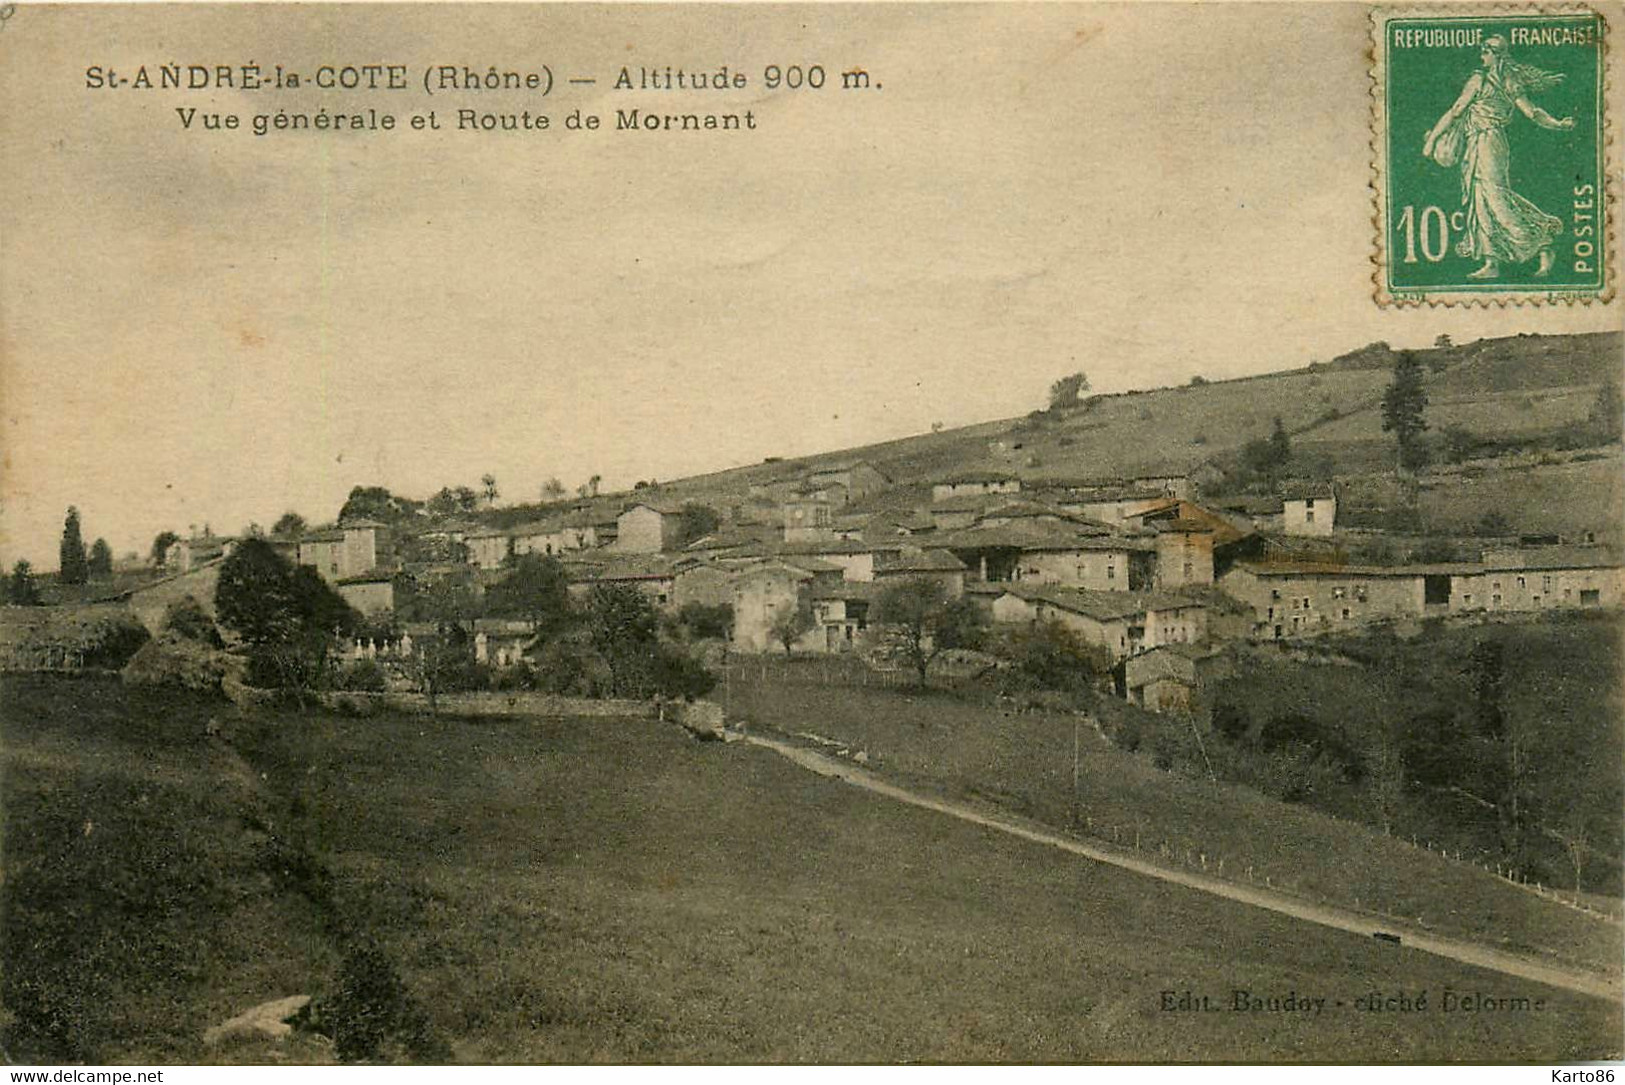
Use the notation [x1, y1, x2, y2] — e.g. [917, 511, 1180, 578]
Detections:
[1, 2, 1619, 568]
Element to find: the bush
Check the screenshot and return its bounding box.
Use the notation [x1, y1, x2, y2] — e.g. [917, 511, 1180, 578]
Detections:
[652, 644, 717, 701]
[335, 659, 388, 693]
[311, 941, 450, 1064]
[674, 602, 733, 642]
[121, 634, 231, 695]
[490, 661, 540, 691]
[161, 597, 223, 648]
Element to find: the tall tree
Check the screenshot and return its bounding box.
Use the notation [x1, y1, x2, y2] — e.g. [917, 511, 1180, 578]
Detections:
[481, 474, 500, 508]
[150, 530, 180, 567]
[1268, 416, 1292, 468]
[584, 583, 660, 697]
[540, 477, 567, 503]
[7, 561, 42, 606]
[215, 537, 359, 701]
[1588, 376, 1622, 444]
[1381, 352, 1431, 471]
[873, 577, 986, 687]
[272, 512, 308, 538]
[1048, 372, 1090, 412]
[484, 553, 573, 639]
[86, 538, 114, 580]
[58, 507, 88, 585]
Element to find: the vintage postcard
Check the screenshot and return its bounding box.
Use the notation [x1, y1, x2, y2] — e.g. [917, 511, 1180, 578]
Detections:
[1, 1, 1622, 1070]
[1372, 6, 1612, 305]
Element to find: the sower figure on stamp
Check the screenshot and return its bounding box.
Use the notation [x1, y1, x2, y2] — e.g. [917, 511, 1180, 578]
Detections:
[1422, 35, 1575, 279]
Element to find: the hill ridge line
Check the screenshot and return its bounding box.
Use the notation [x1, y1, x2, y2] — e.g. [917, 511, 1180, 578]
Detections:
[738, 732, 1622, 1004]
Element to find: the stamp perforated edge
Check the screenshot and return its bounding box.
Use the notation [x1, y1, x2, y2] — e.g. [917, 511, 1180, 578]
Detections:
[1369, 4, 1618, 307]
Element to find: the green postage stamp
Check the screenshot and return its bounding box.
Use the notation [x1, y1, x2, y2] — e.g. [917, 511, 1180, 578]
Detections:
[1372, 7, 1611, 305]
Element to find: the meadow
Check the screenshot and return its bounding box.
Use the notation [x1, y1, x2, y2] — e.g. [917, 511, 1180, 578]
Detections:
[4, 673, 1620, 1062]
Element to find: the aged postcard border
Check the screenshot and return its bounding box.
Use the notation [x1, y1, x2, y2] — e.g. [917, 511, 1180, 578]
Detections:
[1369, 4, 1618, 307]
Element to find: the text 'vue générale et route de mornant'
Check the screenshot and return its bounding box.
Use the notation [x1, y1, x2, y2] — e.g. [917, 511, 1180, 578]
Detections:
[83, 61, 884, 136]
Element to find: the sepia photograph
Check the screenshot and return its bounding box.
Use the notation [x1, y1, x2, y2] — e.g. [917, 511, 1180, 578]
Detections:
[0, 0, 1621, 1068]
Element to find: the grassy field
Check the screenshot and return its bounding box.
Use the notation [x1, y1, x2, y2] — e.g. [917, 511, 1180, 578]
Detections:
[722, 657, 1624, 976]
[4, 673, 1620, 1062]
[0, 676, 337, 1063]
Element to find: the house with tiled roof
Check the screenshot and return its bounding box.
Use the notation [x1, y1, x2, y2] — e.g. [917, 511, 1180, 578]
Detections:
[618, 502, 686, 553]
[989, 584, 1208, 661]
[873, 548, 969, 598]
[931, 470, 1022, 502]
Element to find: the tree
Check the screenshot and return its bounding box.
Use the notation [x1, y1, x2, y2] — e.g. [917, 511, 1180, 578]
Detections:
[584, 583, 661, 697]
[677, 503, 721, 547]
[1188, 374, 1209, 387]
[769, 598, 817, 657]
[86, 538, 114, 580]
[481, 473, 500, 508]
[483, 553, 573, 639]
[1434, 333, 1453, 349]
[401, 578, 481, 715]
[1268, 416, 1291, 467]
[339, 486, 399, 523]
[540, 478, 567, 503]
[59, 507, 88, 585]
[1239, 418, 1291, 489]
[674, 602, 733, 642]
[272, 512, 308, 538]
[7, 561, 41, 606]
[873, 577, 986, 687]
[215, 538, 359, 702]
[1048, 372, 1090, 412]
[996, 618, 1113, 696]
[1588, 376, 1622, 444]
[1381, 352, 1430, 471]
[150, 530, 180, 567]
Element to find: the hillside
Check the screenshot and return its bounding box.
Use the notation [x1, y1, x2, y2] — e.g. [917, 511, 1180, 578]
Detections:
[602, 331, 1619, 511]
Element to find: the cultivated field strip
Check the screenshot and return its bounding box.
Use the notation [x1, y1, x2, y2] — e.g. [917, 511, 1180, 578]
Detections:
[742, 733, 1622, 1004]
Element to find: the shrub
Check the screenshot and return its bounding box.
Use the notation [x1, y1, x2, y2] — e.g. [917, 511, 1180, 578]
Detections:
[161, 597, 223, 647]
[312, 941, 450, 1064]
[121, 634, 231, 695]
[335, 659, 388, 693]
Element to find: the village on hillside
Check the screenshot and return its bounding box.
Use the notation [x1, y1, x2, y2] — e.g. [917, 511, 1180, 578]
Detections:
[6, 331, 1620, 726]
[5, 333, 1623, 1067]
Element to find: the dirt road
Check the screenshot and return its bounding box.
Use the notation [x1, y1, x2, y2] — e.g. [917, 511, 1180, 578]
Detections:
[740, 732, 1622, 1003]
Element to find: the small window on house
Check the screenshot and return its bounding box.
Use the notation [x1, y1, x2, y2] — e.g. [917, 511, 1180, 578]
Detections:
[1305, 510, 1315, 524]
[1267, 606, 1274, 619]
[1462, 594, 1472, 605]
[1332, 586, 1346, 599]
[1183, 561, 1193, 578]
[1341, 608, 1350, 619]
[1304, 499, 1315, 509]
[1302, 597, 1311, 609]
[1542, 575, 1552, 592]
[1270, 589, 1281, 601]
[1107, 565, 1116, 580]
[1581, 589, 1600, 605]
[1492, 581, 1501, 591]
[1517, 576, 1526, 588]
[1492, 593, 1502, 606]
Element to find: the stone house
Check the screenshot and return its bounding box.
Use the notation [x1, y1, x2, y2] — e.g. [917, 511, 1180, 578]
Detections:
[990, 585, 1207, 661]
[873, 548, 968, 598]
[931, 471, 1022, 502]
[806, 460, 890, 501]
[1282, 484, 1337, 537]
[298, 519, 393, 582]
[618, 502, 686, 554]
